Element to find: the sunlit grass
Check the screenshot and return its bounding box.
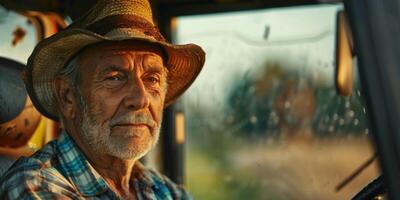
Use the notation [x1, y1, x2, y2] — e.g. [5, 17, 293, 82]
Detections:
[186, 135, 379, 200]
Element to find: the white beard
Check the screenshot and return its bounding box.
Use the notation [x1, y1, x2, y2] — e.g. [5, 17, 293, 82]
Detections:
[77, 94, 161, 160]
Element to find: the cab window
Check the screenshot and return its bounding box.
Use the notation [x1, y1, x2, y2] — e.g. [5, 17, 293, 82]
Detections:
[173, 4, 379, 199]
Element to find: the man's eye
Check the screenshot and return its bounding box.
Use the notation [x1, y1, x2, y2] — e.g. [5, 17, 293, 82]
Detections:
[106, 76, 122, 81]
[145, 76, 160, 85]
[105, 72, 125, 81]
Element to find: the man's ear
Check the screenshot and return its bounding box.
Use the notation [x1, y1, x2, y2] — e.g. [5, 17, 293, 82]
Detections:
[54, 76, 77, 119]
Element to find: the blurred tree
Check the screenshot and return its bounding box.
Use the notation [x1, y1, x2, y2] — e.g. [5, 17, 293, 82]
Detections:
[223, 61, 369, 139]
[225, 63, 290, 139]
[312, 84, 370, 136]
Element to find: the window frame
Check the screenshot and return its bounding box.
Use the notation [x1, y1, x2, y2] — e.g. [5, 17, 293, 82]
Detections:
[345, 0, 400, 198]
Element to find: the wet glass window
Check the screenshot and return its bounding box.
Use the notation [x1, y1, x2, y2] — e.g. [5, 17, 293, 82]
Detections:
[173, 4, 379, 200]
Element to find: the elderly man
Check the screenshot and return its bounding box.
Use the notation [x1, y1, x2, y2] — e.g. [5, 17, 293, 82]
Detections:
[0, 0, 205, 199]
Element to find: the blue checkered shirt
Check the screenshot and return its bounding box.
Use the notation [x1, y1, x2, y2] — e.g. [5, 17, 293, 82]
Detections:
[0, 131, 191, 200]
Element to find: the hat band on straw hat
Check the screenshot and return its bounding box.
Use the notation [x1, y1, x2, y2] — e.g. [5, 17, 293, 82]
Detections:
[86, 14, 165, 42]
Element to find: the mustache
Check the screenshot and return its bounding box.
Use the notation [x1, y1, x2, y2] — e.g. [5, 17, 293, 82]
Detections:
[109, 112, 157, 129]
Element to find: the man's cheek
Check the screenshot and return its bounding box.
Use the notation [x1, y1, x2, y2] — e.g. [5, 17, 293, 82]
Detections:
[96, 97, 117, 118]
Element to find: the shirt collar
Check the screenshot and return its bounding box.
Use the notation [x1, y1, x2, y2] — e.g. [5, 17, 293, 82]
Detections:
[55, 131, 163, 198]
[56, 131, 109, 197]
[132, 162, 172, 200]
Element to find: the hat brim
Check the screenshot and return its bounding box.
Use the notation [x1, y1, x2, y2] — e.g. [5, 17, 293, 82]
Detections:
[26, 28, 205, 121]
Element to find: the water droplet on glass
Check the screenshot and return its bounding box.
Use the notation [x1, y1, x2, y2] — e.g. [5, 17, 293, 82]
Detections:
[333, 114, 339, 121]
[250, 116, 258, 124]
[347, 110, 355, 118]
[328, 125, 334, 133]
[284, 101, 291, 109]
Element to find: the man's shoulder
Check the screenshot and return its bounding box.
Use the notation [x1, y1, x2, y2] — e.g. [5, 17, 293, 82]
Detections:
[1, 140, 59, 178]
[0, 140, 77, 199]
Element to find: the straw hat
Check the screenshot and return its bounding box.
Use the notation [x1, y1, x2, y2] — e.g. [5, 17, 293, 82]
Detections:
[24, 0, 205, 121]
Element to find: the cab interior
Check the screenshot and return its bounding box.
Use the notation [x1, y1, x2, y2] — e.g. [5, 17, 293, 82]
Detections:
[0, 0, 398, 199]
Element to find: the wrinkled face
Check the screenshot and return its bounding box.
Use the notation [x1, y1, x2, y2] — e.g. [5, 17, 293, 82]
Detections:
[74, 42, 167, 160]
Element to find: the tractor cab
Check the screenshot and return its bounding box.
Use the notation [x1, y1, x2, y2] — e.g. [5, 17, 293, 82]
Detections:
[0, 0, 399, 199]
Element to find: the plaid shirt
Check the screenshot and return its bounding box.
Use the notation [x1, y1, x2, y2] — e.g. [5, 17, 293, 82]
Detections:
[0, 131, 191, 200]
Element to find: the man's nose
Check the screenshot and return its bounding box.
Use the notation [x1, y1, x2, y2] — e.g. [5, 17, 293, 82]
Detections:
[123, 77, 150, 110]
